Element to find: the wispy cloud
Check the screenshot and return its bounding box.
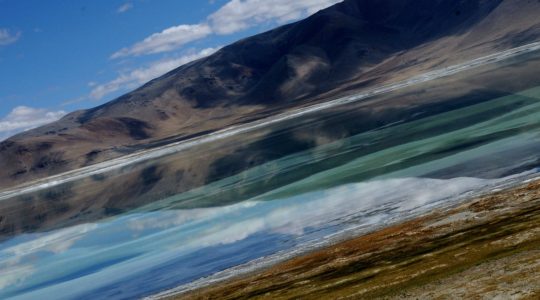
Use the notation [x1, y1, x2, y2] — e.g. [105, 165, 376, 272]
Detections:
[209, 0, 342, 34]
[127, 177, 490, 251]
[61, 96, 88, 107]
[0, 106, 66, 140]
[0, 223, 97, 290]
[0, 264, 35, 290]
[0, 176, 493, 297]
[117, 2, 133, 13]
[111, 0, 341, 58]
[111, 24, 212, 58]
[92, 47, 220, 99]
[95, 1, 342, 101]
[5, 224, 98, 257]
[0, 28, 21, 46]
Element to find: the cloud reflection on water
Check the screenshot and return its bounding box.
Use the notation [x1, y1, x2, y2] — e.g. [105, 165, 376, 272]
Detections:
[0, 175, 505, 299]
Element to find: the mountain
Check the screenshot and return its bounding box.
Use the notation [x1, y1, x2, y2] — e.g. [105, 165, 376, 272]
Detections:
[1, 0, 540, 189]
[2, 0, 540, 240]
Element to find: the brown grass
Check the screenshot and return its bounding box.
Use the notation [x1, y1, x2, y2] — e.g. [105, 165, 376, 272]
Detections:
[170, 180, 540, 299]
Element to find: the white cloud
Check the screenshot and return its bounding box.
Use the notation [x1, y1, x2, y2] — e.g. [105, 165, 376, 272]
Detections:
[96, 1, 344, 102]
[209, 0, 342, 34]
[0, 28, 21, 46]
[117, 2, 133, 13]
[5, 224, 98, 257]
[0, 106, 66, 140]
[127, 176, 491, 252]
[128, 201, 258, 231]
[92, 47, 220, 99]
[111, 0, 342, 58]
[111, 24, 212, 58]
[0, 223, 97, 290]
[0, 175, 497, 297]
[0, 264, 35, 290]
[60, 95, 88, 107]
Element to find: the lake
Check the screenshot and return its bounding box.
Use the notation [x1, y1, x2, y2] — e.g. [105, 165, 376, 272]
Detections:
[2, 46, 540, 299]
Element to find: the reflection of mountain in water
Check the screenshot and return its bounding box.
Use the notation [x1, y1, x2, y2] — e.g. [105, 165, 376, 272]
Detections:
[2, 1, 540, 298]
[3, 174, 528, 300]
[2, 49, 540, 240]
[2, 0, 540, 190]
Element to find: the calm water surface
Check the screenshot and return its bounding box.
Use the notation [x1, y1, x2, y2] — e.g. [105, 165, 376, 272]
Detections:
[2, 50, 540, 299]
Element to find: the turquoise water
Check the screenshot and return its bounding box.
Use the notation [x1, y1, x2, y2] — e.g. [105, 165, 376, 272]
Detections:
[1, 50, 540, 299]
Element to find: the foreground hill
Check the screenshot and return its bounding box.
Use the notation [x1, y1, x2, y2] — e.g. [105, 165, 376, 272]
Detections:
[1, 0, 540, 188]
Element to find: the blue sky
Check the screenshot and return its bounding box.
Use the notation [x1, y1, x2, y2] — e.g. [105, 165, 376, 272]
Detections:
[0, 0, 341, 140]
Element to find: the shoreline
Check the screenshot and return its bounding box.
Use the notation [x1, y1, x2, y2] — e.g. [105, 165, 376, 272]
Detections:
[158, 178, 540, 299]
[3, 41, 540, 201]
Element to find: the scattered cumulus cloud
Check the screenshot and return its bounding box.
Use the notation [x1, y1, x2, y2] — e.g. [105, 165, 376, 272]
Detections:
[111, 0, 341, 58]
[117, 2, 133, 13]
[92, 47, 220, 99]
[209, 0, 342, 34]
[90, 1, 342, 103]
[0, 106, 67, 140]
[111, 24, 212, 58]
[0, 28, 21, 46]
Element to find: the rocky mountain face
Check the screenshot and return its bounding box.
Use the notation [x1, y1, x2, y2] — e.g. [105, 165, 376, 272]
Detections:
[1, 0, 540, 189]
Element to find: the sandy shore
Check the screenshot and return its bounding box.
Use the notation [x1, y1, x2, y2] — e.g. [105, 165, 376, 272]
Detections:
[167, 179, 540, 299]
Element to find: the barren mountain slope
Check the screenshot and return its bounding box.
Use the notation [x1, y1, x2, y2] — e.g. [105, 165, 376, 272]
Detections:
[1, 0, 539, 188]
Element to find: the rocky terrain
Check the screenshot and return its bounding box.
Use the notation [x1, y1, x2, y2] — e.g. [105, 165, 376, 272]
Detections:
[171, 179, 540, 300]
[1, 0, 540, 189]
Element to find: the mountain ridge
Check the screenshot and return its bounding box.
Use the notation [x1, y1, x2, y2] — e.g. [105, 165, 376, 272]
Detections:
[1, 0, 540, 189]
